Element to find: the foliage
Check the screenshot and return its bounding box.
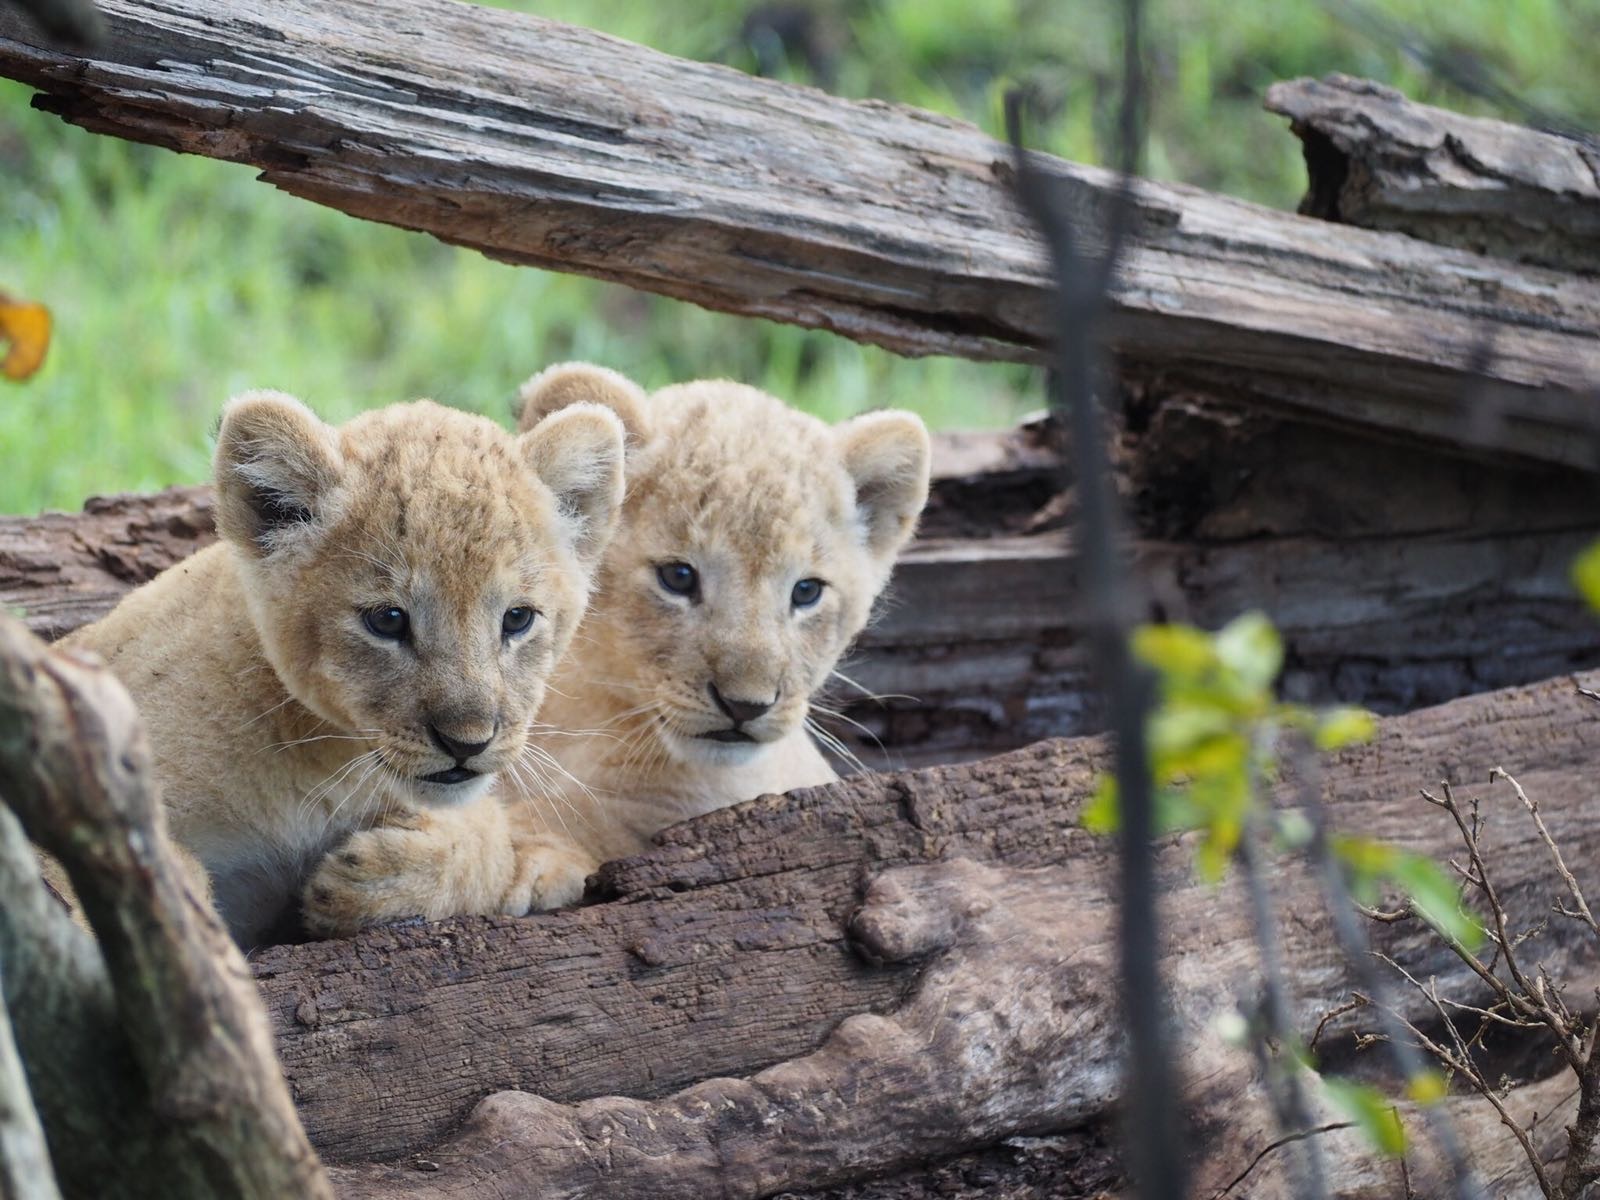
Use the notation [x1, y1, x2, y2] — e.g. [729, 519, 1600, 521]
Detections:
[1573, 540, 1600, 613]
[1084, 610, 1484, 1157]
[1084, 611, 1479, 940]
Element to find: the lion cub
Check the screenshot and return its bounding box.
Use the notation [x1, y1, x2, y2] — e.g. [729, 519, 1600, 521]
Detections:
[304, 364, 930, 934]
[62, 391, 625, 946]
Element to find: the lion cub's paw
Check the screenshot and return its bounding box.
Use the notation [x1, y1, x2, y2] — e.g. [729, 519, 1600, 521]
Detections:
[503, 833, 597, 914]
[301, 820, 466, 938]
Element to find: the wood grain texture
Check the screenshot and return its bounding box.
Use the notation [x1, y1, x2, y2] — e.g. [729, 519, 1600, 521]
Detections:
[0, 612, 332, 1200]
[1267, 74, 1600, 274]
[256, 668, 1600, 1198]
[1, 2, 1599, 464]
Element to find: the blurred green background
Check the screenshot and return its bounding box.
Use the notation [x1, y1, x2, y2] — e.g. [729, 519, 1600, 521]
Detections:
[2, 0, 1596, 514]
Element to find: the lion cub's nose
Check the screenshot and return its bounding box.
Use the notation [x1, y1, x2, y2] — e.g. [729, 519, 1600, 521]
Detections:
[428, 724, 494, 761]
[708, 682, 777, 724]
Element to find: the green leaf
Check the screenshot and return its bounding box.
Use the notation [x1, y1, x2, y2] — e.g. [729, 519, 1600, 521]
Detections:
[1274, 809, 1314, 850]
[1314, 707, 1378, 751]
[1153, 787, 1204, 836]
[1081, 775, 1119, 834]
[1332, 834, 1396, 907]
[1147, 706, 1236, 762]
[1132, 623, 1218, 681]
[1332, 834, 1397, 876]
[1214, 611, 1284, 691]
[1574, 539, 1600, 613]
[1405, 1069, 1447, 1105]
[1323, 1077, 1406, 1156]
[1393, 853, 1484, 952]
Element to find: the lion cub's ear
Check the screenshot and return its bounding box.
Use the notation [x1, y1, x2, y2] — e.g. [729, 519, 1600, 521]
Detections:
[517, 363, 650, 448]
[835, 410, 932, 562]
[214, 390, 345, 557]
[518, 403, 627, 570]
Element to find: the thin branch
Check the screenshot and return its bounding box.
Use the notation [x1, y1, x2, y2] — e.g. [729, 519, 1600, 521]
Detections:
[1298, 747, 1486, 1200]
[1237, 820, 1329, 1199]
[1377, 955, 1556, 1198]
[1006, 2, 1181, 1196]
[1310, 996, 1369, 1055]
[1492, 768, 1599, 940]
[1419, 784, 1582, 1062]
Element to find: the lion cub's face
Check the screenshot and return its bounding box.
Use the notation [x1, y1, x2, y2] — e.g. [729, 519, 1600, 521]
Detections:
[214, 393, 624, 807]
[518, 366, 930, 771]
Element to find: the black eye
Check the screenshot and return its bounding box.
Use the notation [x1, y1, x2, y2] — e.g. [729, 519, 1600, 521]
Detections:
[363, 606, 409, 640]
[656, 562, 699, 597]
[502, 606, 535, 636]
[791, 578, 824, 608]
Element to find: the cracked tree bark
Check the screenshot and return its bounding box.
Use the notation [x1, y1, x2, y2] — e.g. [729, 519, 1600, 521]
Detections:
[1266, 74, 1600, 275]
[1, 2, 1599, 466]
[236, 669, 1598, 1198]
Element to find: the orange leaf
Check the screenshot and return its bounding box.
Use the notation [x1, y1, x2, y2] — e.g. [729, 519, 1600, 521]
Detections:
[0, 293, 52, 381]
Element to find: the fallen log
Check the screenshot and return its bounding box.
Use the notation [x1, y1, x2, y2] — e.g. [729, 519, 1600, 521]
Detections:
[0, 612, 333, 1200]
[249, 668, 1600, 1197]
[7, 413, 1596, 767]
[2, 2, 1600, 466]
[1266, 74, 1600, 275]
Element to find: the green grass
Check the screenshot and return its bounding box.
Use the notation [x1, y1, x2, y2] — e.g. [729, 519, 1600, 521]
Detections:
[3, 0, 1597, 514]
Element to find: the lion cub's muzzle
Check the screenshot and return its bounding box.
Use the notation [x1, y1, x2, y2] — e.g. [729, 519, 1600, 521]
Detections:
[419, 719, 499, 785]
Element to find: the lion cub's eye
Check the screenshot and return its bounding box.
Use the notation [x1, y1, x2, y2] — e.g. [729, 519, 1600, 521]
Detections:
[363, 606, 409, 640]
[791, 578, 825, 608]
[656, 562, 699, 598]
[502, 606, 536, 636]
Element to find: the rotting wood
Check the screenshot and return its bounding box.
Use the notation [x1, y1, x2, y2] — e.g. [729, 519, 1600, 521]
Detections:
[6, 413, 1596, 767]
[1, 2, 1599, 466]
[0, 611, 333, 1200]
[244, 669, 1600, 1198]
[1267, 74, 1600, 274]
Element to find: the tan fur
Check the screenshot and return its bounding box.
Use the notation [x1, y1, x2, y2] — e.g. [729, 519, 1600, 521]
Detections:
[62, 391, 624, 946]
[309, 364, 931, 932]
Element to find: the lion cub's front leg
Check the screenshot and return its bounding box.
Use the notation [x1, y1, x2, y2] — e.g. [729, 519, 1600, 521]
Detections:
[302, 795, 597, 938]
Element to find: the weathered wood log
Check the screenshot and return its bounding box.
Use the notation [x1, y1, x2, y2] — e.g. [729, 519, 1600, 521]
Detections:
[1266, 74, 1600, 275]
[7, 413, 1596, 767]
[2, 2, 1600, 467]
[241, 668, 1600, 1198]
[0, 970, 61, 1200]
[0, 612, 332, 1200]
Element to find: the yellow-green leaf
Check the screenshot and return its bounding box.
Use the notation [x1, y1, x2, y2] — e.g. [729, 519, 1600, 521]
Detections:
[1405, 1069, 1447, 1105]
[1324, 1077, 1406, 1156]
[1574, 540, 1600, 613]
[1214, 611, 1283, 691]
[1132, 624, 1217, 681]
[1082, 775, 1119, 833]
[1314, 707, 1378, 751]
[1393, 853, 1483, 952]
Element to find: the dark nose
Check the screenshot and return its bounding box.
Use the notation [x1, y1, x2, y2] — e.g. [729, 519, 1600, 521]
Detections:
[429, 724, 493, 761]
[708, 682, 776, 725]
